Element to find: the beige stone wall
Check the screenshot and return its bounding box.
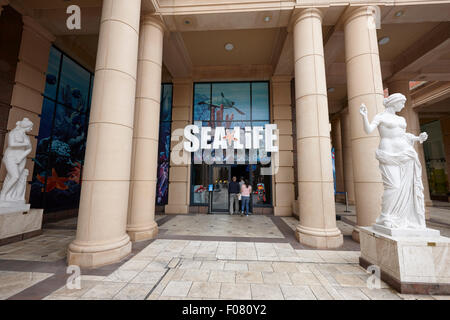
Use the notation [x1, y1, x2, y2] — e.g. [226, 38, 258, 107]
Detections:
[165, 78, 192, 214]
[272, 76, 294, 216]
[0, 16, 54, 202]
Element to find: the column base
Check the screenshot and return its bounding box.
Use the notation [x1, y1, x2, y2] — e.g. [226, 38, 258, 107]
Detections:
[352, 227, 360, 243]
[295, 225, 343, 249]
[127, 223, 158, 242]
[67, 236, 132, 269]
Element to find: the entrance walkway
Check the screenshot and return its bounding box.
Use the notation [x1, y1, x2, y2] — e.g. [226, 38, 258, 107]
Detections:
[0, 204, 448, 300]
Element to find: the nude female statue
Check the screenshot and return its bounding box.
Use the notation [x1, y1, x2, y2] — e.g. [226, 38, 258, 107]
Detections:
[360, 93, 428, 229]
[0, 118, 33, 204]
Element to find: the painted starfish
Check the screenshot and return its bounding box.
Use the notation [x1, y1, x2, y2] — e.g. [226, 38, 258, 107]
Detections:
[37, 169, 70, 192]
[69, 162, 82, 183]
[224, 129, 238, 146]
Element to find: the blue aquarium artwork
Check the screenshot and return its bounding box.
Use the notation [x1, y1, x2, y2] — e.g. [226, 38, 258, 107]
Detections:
[30, 46, 93, 212]
[193, 82, 269, 128]
[156, 84, 173, 206]
[192, 82, 270, 163]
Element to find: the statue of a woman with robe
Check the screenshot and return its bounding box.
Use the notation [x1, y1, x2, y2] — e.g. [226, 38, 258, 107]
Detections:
[0, 118, 33, 205]
[360, 94, 428, 229]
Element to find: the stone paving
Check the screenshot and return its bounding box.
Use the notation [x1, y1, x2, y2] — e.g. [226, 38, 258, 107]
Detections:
[41, 239, 448, 300]
[160, 215, 285, 238]
[0, 203, 449, 300]
[0, 272, 53, 300]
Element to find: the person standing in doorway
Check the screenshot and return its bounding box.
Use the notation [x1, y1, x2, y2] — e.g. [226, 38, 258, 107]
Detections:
[228, 176, 240, 215]
[241, 180, 252, 216]
[239, 176, 245, 214]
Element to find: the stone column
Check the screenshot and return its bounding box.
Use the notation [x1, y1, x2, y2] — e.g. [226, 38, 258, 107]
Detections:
[127, 16, 164, 242]
[387, 79, 433, 212]
[0, 16, 54, 201]
[340, 108, 356, 205]
[165, 78, 192, 214]
[293, 8, 343, 248]
[441, 116, 450, 201]
[344, 6, 385, 242]
[272, 76, 295, 216]
[68, 0, 141, 268]
[331, 116, 345, 200]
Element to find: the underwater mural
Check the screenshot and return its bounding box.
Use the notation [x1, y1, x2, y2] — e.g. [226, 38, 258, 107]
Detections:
[156, 84, 173, 206]
[30, 47, 93, 212]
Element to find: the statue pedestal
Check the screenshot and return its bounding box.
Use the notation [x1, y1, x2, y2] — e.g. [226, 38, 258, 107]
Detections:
[0, 203, 31, 215]
[373, 224, 441, 237]
[0, 207, 43, 245]
[359, 226, 450, 295]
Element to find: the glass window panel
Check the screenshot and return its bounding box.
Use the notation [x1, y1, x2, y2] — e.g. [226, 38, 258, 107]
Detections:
[192, 164, 209, 204]
[43, 47, 62, 100]
[58, 56, 91, 113]
[211, 83, 251, 122]
[251, 164, 272, 206]
[252, 82, 270, 120]
[42, 103, 87, 211]
[36, 98, 56, 142]
[31, 98, 56, 209]
[160, 84, 173, 122]
[194, 83, 211, 121]
[88, 75, 94, 110]
[156, 122, 172, 205]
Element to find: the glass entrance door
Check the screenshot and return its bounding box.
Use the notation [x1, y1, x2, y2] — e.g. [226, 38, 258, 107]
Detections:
[210, 166, 230, 213]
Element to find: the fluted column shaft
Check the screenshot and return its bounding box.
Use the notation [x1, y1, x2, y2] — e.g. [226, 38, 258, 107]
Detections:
[68, 0, 141, 268]
[127, 17, 164, 241]
[344, 6, 385, 241]
[293, 8, 343, 249]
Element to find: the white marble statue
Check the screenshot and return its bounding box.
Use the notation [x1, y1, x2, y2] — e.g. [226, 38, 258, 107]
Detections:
[360, 93, 428, 230]
[0, 118, 33, 206]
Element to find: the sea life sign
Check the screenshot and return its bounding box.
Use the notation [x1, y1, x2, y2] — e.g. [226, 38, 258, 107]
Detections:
[169, 122, 280, 175]
[183, 124, 279, 152]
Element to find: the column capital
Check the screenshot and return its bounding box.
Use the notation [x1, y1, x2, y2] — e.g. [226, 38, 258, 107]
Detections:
[288, 7, 323, 32]
[141, 14, 167, 33]
[22, 16, 55, 43]
[342, 5, 380, 27]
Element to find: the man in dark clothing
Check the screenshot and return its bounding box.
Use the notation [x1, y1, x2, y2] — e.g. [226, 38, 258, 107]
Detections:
[228, 176, 240, 215]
